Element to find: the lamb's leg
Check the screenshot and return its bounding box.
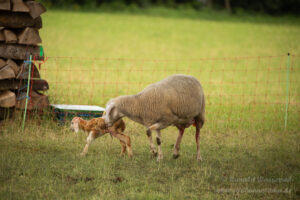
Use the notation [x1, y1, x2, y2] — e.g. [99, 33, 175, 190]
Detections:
[195, 122, 202, 161]
[173, 127, 185, 159]
[81, 131, 97, 156]
[156, 130, 163, 161]
[119, 140, 127, 156]
[146, 129, 157, 157]
[111, 131, 133, 157]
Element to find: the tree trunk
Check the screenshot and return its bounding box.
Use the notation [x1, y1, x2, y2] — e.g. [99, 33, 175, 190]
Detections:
[0, 11, 42, 29]
[0, 43, 44, 60]
[225, 0, 231, 12]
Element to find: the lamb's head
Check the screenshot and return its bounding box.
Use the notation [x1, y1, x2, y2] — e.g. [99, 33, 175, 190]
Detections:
[103, 99, 124, 127]
[70, 117, 81, 133]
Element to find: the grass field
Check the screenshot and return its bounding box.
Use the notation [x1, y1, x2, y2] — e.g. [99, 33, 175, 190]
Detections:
[0, 8, 300, 199]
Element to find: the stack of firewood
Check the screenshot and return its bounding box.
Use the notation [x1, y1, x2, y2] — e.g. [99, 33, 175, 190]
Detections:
[0, 0, 49, 120]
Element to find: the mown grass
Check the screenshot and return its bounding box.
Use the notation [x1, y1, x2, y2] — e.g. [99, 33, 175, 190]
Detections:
[0, 8, 300, 199]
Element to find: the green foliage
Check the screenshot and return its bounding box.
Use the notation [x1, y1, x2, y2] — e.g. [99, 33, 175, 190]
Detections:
[38, 0, 300, 15]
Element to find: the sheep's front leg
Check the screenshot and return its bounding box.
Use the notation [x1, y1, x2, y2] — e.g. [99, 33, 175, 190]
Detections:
[156, 130, 163, 161]
[146, 129, 157, 157]
[173, 127, 185, 159]
[81, 131, 97, 156]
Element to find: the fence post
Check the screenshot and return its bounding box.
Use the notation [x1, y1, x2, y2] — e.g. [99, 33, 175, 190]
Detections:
[284, 53, 291, 131]
[21, 54, 32, 132]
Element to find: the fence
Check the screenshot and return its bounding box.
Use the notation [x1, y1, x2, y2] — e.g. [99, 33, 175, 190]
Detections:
[34, 54, 299, 132]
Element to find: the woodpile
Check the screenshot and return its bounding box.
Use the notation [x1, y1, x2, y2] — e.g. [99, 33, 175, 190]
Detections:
[0, 0, 49, 120]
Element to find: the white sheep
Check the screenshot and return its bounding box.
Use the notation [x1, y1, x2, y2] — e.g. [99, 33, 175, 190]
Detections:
[103, 74, 205, 161]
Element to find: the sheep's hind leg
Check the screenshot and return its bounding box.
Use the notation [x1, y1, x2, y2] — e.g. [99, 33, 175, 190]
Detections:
[195, 122, 202, 161]
[156, 130, 163, 161]
[146, 129, 157, 157]
[173, 127, 185, 159]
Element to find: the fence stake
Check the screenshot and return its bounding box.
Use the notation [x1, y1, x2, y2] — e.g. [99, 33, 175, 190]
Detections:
[284, 53, 291, 131]
[21, 54, 32, 132]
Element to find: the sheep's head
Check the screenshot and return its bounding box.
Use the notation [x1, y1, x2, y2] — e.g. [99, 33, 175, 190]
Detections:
[70, 117, 81, 132]
[104, 100, 124, 127]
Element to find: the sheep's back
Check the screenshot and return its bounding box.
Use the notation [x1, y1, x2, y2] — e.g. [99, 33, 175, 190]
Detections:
[138, 75, 204, 125]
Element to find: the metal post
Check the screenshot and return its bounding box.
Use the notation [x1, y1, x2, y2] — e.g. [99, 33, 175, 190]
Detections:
[21, 55, 32, 132]
[284, 53, 291, 131]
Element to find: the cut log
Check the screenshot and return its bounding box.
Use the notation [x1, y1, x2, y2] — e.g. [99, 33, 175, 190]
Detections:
[16, 90, 49, 110]
[17, 62, 40, 79]
[0, 90, 16, 107]
[0, 44, 44, 60]
[0, 79, 49, 91]
[0, 65, 15, 79]
[6, 59, 19, 75]
[18, 27, 41, 45]
[12, 0, 29, 12]
[0, 29, 4, 41]
[25, 1, 46, 19]
[0, 58, 5, 69]
[0, 0, 10, 11]
[3, 29, 17, 43]
[0, 12, 42, 29]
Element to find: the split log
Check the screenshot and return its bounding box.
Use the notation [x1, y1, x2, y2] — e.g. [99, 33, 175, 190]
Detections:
[0, 65, 15, 79]
[0, 58, 5, 69]
[18, 27, 41, 45]
[12, 0, 29, 12]
[17, 62, 40, 79]
[6, 59, 19, 75]
[0, 90, 16, 107]
[0, 79, 49, 91]
[3, 29, 17, 43]
[25, 1, 46, 19]
[0, 29, 4, 41]
[0, 12, 42, 29]
[16, 90, 49, 110]
[0, 43, 44, 60]
[0, 0, 10, 11]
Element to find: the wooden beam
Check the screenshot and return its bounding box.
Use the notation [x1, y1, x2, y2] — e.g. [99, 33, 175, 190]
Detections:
[25, 1, 46, 19]
[0, 90, 16, 107]
[3, 29, 17, 43]
[12, 0, 29, 12]
[0, 0, 11, 11]
[18, 27, 41, 45]
[0, 65, 15, 79]
[0, 43, 44, 60]
[0, 11, 42, 29]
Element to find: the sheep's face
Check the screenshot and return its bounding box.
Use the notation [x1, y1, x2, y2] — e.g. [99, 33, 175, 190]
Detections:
[104, 101, 124, 127]
[70, 117, 80, 133]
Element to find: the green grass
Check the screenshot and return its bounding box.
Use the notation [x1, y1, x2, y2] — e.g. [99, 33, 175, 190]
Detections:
[1, 8, 300, 199]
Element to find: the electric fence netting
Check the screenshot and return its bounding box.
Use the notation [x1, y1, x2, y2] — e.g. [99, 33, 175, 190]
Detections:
[31, 54, 299, 132]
